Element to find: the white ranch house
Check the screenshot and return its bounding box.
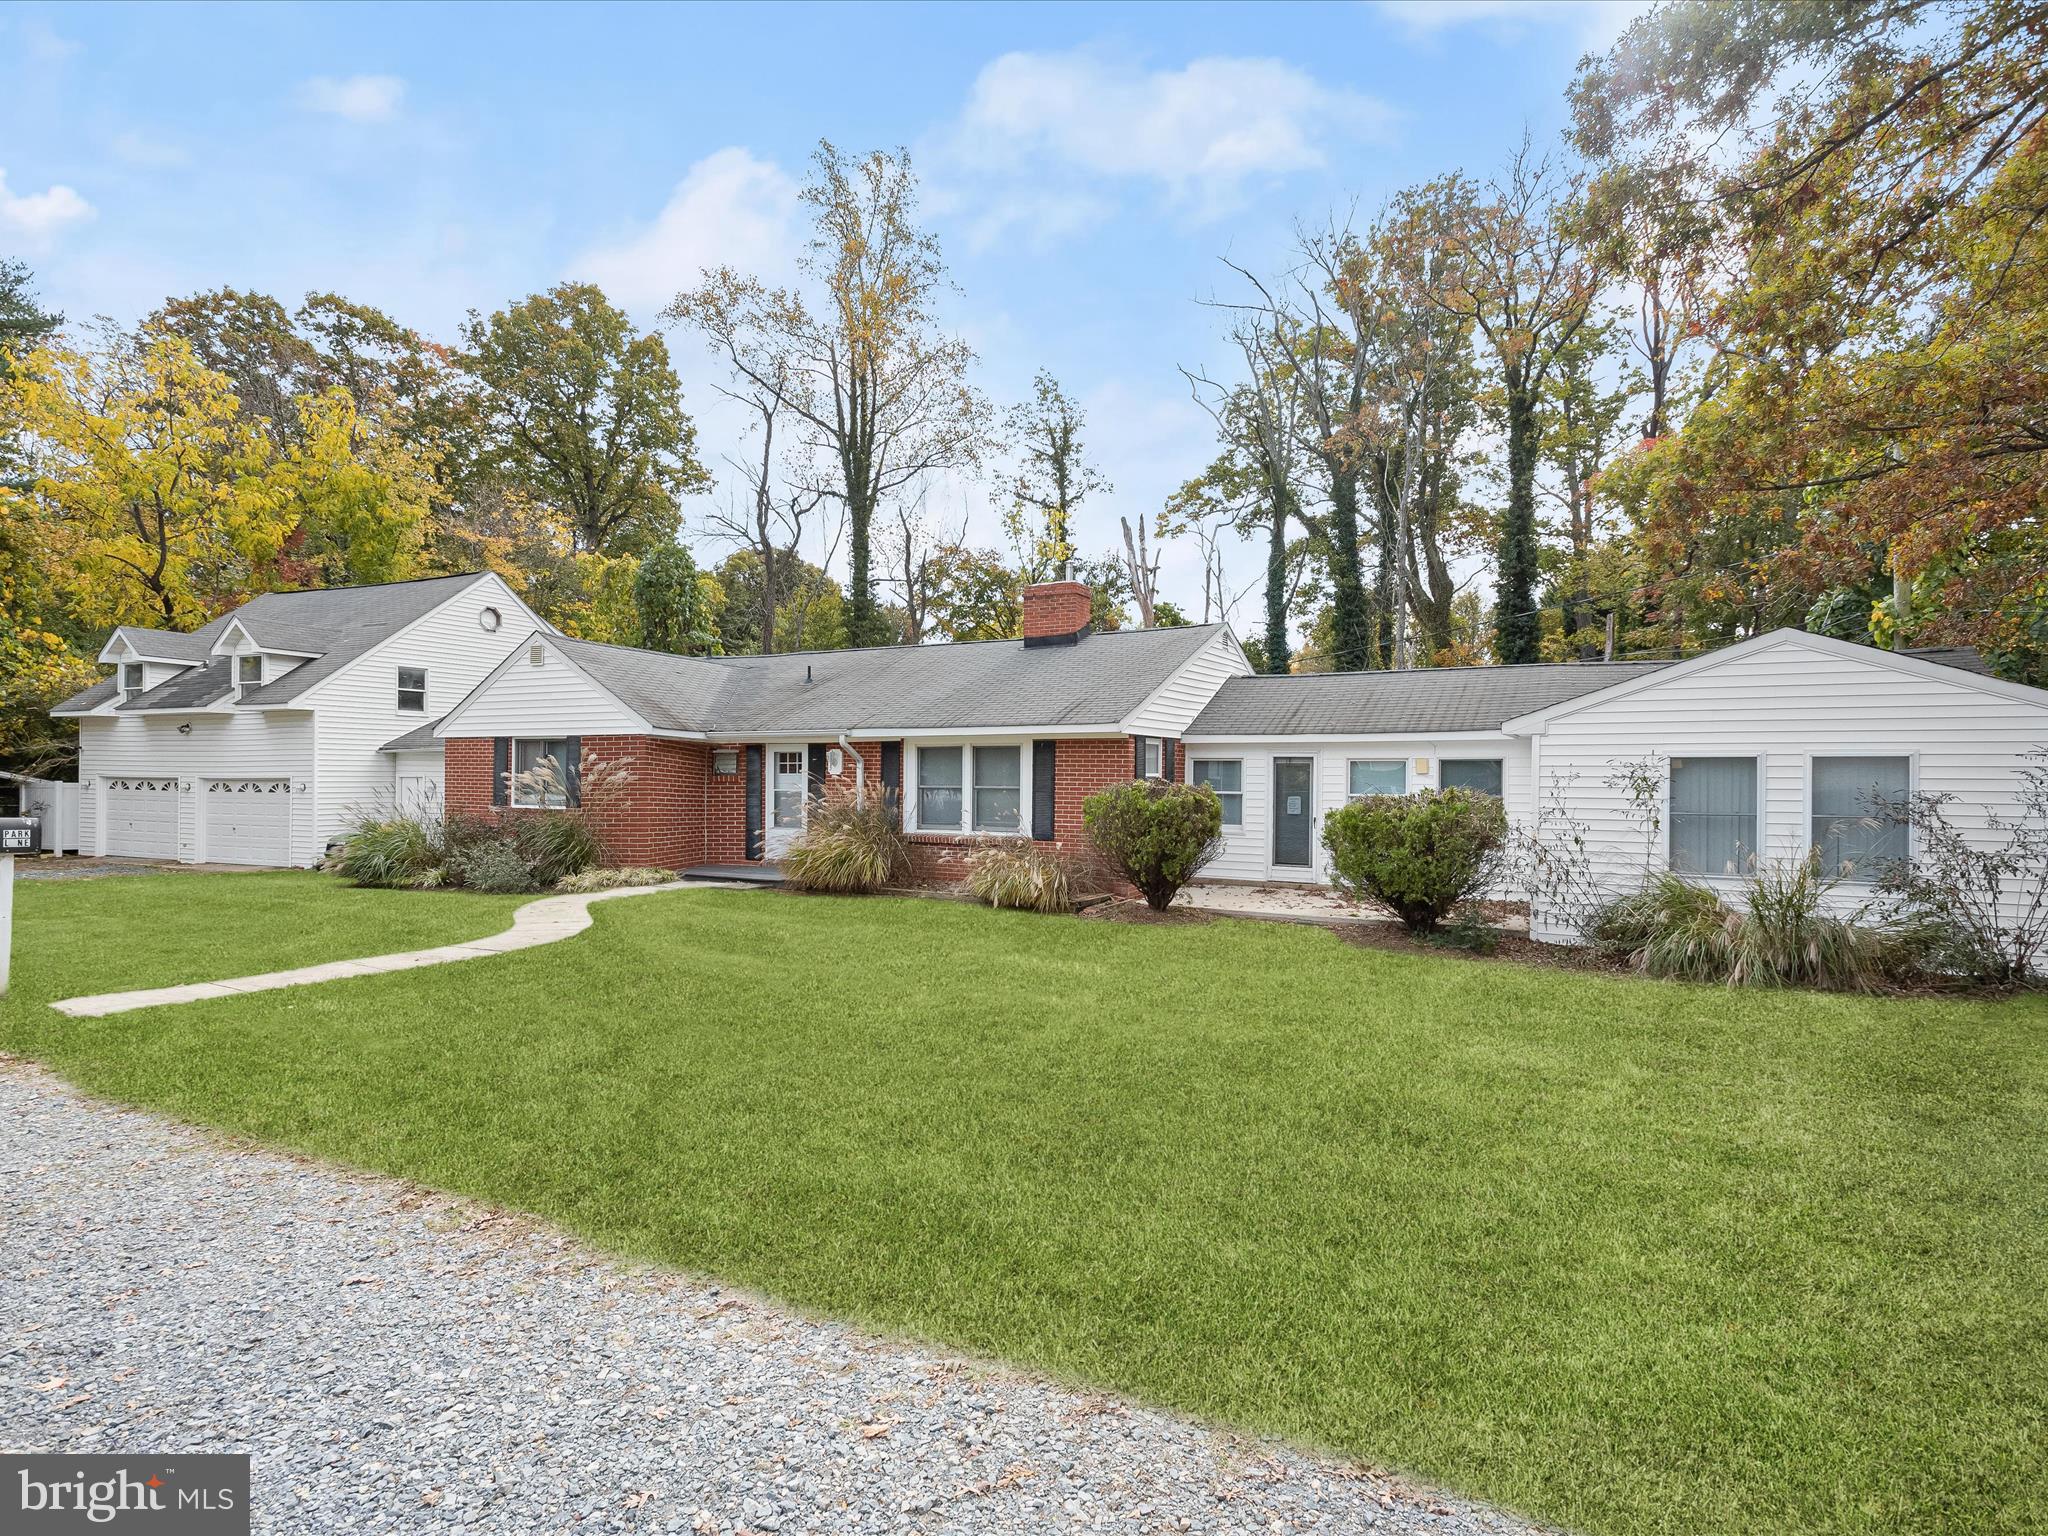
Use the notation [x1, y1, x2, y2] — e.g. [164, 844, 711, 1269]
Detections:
[50, 575, 2048, 946]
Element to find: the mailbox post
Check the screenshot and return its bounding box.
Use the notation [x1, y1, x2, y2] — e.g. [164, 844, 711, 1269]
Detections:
[0, 816, 41, 996]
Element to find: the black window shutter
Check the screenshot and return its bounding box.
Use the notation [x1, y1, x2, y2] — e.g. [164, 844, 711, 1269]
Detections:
[1162, 738, 1175, 781]
[807, 743, 828, 804]
[563, 736, 582, 807]
[1032, 740, 1056, 841]
[1132, 736, 1146, 778]
[745, 746, 764, 859]
[491, 737, 509, 807]
[880, 741, 902, 818]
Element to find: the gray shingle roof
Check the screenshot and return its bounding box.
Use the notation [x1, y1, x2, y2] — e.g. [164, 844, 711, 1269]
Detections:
[380, 717, 445, 752]
[50, 573, 495, 716]
[1187, 660, 1675, 737]
[1903, 645, 1992, 677]
[109, 625, 219, 662]
[546, 623, 1227, 735]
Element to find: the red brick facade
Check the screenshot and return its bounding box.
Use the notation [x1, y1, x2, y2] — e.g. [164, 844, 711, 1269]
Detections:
[442, 729, 1162, 890]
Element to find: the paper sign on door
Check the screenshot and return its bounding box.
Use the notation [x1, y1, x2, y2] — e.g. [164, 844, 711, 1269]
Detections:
[1286, 796, 1301, 815]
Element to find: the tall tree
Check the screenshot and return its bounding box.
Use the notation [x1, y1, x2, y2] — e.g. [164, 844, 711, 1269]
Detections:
[1424, 147, 1601, 663]
[1539, 321, 1634, 653]
[634, 542, 716, 655]
[1004, 370, 1108, 582]
[1186, 274, 1311, 673]
[1574, 0, 2048, 676]
[1291, 223, 1376, 670]
[463, 281, 705, 556]
[668, 142, 988, 647]
[2, 258, 64, 491]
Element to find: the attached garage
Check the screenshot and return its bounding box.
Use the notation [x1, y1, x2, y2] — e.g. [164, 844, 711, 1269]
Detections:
[203, 778, 294, 866]
[103, 777, 180, 860]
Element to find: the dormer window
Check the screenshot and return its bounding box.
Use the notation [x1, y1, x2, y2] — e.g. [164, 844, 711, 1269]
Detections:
[237, 656, 263, 689]
[121, 663, 144, 695]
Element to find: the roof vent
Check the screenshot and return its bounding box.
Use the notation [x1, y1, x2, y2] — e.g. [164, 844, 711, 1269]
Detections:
[804, 664, 813, 686]
[528, 643, 546, 667]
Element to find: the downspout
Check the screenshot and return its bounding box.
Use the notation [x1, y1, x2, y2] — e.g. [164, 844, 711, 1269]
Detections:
[837, 734, 866, 809]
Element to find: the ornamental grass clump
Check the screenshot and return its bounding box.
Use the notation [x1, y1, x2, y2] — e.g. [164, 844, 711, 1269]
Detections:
[1321, 786, 1508, 934]
[1081, 779, 1224, 911]
[1592, 863, 1890, 991]
[967, 842, 1073, 913]
[328, 810, 442, 889]
[783, 800, 910, 894]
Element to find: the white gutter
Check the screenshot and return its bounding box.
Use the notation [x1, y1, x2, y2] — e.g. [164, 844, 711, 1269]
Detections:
[837, 733, 867, 808]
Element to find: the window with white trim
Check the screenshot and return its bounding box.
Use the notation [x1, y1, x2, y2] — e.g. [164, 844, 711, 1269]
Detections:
[1441, 758, 1504, 797]
[510, 738, 569, 808]
[1811, 756, 1909, 880]
[972, 745, 1022, 832]
[120, 662, 144, 694]
[771, 750, 805, 829]
[397, 666, 427, 712]
[1670, 757, 1758, 876]
[1192, 759, 1243, 826]
[1347, 760, 1407, 798]
[237, 655, 263, 688]
[1139, 736, 1162, 778]
[917, 747, 963, 829]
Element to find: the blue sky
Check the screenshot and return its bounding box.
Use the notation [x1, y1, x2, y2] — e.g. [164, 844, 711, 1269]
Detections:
[1, 0, 1642, 624]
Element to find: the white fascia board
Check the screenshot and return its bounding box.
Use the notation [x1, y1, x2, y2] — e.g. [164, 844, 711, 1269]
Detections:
[1501, 628, 2048, 734]
[869, 724, 1125, 741]
[430, 628, 661, 739]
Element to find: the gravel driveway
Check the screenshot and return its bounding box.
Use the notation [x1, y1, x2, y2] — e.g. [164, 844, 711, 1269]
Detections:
[2, 1058, 1550, 1536]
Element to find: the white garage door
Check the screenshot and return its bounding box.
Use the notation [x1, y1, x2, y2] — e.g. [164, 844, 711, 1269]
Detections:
[104, 777, 179, 860]
[204, 779, 293, 866]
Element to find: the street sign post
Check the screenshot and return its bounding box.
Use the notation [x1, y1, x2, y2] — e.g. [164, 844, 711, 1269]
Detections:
[0, 817, 42, 996]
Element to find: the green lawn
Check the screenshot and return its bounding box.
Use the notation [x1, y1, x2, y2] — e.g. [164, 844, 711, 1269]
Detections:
[5, 875, 2045, 1536]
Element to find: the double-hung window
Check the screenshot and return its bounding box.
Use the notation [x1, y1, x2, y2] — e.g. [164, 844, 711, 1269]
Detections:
[917, 747, 964, 829]
[1670, 757, 1758, 876]
[120, 663, 144, 695]
[237, 655, 263, 689]
[1192, 759, 1243, 826]
[972, 745, 1022, 832]
[510, 739, 569, 808]
[1811, 756, 1909, 879]
[1347, 760, 1407, 798]
[1440, 758, 1503, 797]
[1138, 737, 1162, 778]
[397, 666, 427, 712]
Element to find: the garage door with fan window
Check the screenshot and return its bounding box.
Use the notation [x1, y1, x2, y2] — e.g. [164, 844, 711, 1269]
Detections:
[205, 779, 293, 866]
[103, 777, 179, 859]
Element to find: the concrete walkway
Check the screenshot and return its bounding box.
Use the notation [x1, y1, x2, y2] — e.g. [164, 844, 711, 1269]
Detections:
[51, 880, 710, 1019]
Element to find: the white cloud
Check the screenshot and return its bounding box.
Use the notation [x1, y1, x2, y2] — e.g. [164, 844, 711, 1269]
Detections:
[936, 49, 1397, 242]
[298, 74, 406, 123]
[0, 168, 93, 240]
[13, 17, 79, 64]
[111, 131, 188, 168]
[1376, 1, 1649, 51]
[569, 147, 801, 309]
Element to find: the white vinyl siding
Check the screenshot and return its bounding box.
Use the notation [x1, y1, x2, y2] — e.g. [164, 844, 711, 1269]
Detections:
[438, 631, 647, 738]
[1122, 628, 1256, 738]
[1182, 735, 1534, 885]
[79, 711, 317, 865]
[309, 573, 540, 840]
[1521, 634, 2048, 942]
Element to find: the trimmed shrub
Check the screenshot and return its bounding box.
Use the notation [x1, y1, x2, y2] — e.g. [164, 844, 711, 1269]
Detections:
[1322, 787, 1508, 933]
[329, 808, 441, 889]
[967, 842, 1072, 913]
[449, 836, 542, 894]
[783, 799, 910, 894]
[1081, 780, 1224, 912]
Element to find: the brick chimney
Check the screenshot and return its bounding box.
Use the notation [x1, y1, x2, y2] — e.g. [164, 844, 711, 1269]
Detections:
[1020, 580, 1093, 647]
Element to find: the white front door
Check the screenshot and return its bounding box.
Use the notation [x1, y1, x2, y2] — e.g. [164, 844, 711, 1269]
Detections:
[765, 747, 808, 858]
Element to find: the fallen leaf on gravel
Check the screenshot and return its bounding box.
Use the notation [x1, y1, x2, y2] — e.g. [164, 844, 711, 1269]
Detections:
[860, 1422, 892, 1439]
[31, 1376, 67, 1392]
[340, 1274, 380, 1286]
[420, 1489, 444, 1507]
